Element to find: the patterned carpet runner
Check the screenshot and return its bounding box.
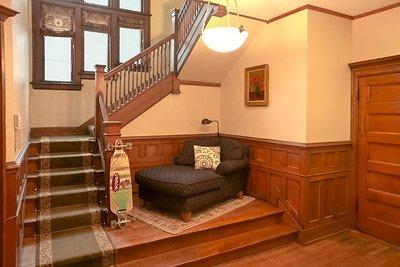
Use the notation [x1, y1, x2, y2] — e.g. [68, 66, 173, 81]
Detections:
[130, 196, 255, 234]
[36, 136, 114, 266]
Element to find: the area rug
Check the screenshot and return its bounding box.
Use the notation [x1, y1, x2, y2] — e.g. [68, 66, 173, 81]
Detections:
[129, 196, 255, 234]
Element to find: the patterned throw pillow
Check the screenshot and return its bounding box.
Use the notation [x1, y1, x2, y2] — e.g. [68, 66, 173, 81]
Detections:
[194, 145, 221, 170]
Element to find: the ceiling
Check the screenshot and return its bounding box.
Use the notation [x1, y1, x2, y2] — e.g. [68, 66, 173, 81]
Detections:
[211, 0, 399, 20]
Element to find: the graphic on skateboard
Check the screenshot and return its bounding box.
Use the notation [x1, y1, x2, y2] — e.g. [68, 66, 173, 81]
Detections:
[109, 139, 133, 229]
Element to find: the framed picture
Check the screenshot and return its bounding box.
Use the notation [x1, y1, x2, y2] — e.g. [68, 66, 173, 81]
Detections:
[244, 64, 269, 106]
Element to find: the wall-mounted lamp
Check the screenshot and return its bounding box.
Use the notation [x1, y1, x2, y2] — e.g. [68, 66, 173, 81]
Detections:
[201, 118, 220, 135]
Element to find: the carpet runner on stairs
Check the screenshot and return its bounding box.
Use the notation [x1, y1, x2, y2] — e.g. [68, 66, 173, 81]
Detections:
[35, 135, 114, 266]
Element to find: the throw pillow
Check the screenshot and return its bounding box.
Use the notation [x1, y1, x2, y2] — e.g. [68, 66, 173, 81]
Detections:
[194, 145, 221, 170]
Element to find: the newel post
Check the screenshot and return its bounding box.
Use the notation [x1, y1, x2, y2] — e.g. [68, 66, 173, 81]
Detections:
[94, 64, 106, 139]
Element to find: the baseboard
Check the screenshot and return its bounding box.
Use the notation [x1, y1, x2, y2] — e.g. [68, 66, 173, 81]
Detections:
[297, 217, 352, 244]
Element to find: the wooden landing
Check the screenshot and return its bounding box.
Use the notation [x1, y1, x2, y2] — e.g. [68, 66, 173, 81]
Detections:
[21, 200, 298, 266]
[108, 199, 297, 266]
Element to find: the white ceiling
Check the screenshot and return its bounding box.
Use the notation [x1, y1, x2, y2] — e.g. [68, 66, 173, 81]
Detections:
[211, 0, 399, 20]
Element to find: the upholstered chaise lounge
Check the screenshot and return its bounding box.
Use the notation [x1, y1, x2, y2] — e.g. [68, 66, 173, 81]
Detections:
[135, 137, 250, 222]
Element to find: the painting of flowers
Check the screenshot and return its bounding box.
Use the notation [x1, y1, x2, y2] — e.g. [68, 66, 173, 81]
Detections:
[245, 64, 269, 106]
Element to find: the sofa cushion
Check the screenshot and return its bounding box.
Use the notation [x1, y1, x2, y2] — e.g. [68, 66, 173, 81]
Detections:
[194, 145, 221, 170]
[174, 138, 219, 166]
[135, 165, 222, 196]
[218, 138, 244, 161]
[175, 137, 246, 166]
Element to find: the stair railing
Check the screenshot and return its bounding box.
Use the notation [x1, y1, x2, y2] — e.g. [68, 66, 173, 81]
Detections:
[174, 0, 226, 74]
[103, 34, 175, 115]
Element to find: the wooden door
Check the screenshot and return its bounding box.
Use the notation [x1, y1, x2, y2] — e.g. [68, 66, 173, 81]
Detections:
[357, 69, 400, 245]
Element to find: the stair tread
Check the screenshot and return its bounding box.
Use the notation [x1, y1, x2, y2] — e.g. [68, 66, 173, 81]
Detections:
[37, 152, 97, 158]
[38, 184, 101, 196]
[25, 203, 106, 223]
[132, 224, 297, 266]
[27, 185, 105, 199]
[31, 135, 94, 143]
[43, 226, 111, 265]
[27, 167, 103, 179]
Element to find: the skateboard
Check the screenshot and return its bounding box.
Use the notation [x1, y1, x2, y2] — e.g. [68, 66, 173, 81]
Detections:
[109, 139, 133, 229]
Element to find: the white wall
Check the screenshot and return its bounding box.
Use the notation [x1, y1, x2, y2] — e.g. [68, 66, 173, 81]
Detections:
[29, 80, 95, 128]
[220, 11, 309, 142]
[4, 0, 31, 161]
[122, 85, 220, 136]
[352, 7, 400, 62]
[306, 11, 352, 143]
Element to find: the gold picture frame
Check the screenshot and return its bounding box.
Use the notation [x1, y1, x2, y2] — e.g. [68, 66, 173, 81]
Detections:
[244, 64, 269, 106]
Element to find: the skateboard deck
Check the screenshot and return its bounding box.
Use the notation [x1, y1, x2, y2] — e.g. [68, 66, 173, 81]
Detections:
[109, 139, 133, 227]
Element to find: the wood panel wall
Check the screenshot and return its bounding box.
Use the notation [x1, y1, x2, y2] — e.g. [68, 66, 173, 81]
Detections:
[123, 134, 353, 243]
[226, 135, 353, 243]
[4, 141, 29, 267]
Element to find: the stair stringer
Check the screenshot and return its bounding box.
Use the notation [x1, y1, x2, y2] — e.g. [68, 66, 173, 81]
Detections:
[108, 74, 178, 127]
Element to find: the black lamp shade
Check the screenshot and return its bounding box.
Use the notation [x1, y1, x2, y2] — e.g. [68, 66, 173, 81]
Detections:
[201, 118, 213, 125]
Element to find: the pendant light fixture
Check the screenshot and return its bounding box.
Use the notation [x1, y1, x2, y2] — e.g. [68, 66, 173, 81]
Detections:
[201, 0, 248, 53]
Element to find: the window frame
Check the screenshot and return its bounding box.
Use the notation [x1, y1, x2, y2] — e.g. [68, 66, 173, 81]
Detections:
[32, 0, 150, 90]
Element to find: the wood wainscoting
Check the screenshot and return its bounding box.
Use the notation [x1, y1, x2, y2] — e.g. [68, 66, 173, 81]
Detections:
[223, 134, 353, 243]
[4, 141, 29, 266]
[122, 133, 352, 243]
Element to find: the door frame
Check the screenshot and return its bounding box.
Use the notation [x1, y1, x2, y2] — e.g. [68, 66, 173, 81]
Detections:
[349, 54, 400, 229]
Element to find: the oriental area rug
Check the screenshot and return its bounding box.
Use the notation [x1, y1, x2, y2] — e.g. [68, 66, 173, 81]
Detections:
[129, 196, 255, 234]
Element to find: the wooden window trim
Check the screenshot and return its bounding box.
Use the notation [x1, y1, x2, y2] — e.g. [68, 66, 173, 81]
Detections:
[32, 0, 150, 90]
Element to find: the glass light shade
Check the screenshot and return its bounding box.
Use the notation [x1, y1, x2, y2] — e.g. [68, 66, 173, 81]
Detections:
[202, 26, 248, 53]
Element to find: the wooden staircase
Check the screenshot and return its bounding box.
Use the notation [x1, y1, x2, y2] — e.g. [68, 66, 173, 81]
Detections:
[95, 0, 226, 127]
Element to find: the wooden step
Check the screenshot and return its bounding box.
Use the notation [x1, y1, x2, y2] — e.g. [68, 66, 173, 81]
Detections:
[125, 224, 298, 267]
[109, 200, 286, 264]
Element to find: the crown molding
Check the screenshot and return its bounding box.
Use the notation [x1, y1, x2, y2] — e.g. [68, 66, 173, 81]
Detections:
[0, 5, 18, 21]
[226, 2, 400, 25]
[353, 2, 400, 19]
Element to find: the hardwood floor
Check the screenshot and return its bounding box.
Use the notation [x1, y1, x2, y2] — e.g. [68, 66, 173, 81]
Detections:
[219, 230, 400, 267]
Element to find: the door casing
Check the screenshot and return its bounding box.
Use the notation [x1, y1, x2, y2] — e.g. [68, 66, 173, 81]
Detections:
[349, 54, 400, 229]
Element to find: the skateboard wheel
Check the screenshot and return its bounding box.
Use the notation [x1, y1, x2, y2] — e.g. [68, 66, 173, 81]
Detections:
[111, 220, 117, 228]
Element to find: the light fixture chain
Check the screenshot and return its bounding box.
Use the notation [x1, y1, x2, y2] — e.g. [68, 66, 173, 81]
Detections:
[234, 0, 243, 27]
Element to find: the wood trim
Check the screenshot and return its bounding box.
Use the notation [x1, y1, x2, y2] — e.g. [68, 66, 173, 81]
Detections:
[220, 133, 351, 149]
[267, 5, 309, 24]
[31, 82, 83, 91]
[30, 127, 89, 137]
[349, 55, 400, 229]
[349, 54, 400, 70]
[3, 141, 29, 267]
[228, 2, 400, 25]
[228, 12, 268, 23]
[353, 2, 400, 19]
[267, 5, 352, 24]
[0, 5, 19, 21]
[6, 141, 30, 170]
[122, 133, 217, 140]
[306, 5, 353, 20]
[1, 6, 18, 266]
[179, 80, 221, 87]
